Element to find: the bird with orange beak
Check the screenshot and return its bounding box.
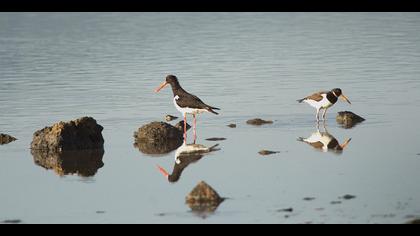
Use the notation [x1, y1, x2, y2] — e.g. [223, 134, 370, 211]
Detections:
[155, 75, 220, 141]
[298, 88, 351, 122]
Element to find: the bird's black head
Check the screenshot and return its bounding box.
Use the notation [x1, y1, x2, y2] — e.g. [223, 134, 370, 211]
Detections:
[331, 88, 342, 97]
[155, 74, 181, 93]
[331, 88, 351, 104]
[165, 74, 179, 84]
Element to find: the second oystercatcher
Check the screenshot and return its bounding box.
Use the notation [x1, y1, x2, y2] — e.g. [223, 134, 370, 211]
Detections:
[298, 88, 351, 122]
[155, 75, 220, 140]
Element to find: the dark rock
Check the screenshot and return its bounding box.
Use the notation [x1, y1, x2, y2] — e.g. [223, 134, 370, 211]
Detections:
[277, 208, 293, 213]
[205, 137, 226, 141]
[1, 219, 21, 224]
[336, 111, 365, 128]
[303, 197, 316, 201]
[186, 181, 224, 213]
[246, 118, 273, 126]
[340, 194, 356, 200]
[96, 211, 106, 214]
[258, 150, 280, 155]
[227, 124, 237, 128]
[165, 115, 178, 122]
[31, 117, 104, 151]
[330, 201, 342, 205]
[174, 121, 191, 132]
[134, 121, 184, 154]
[0, 133, 17, 145]
[31, 149, 104, 177]
[406, 219, 420, 224]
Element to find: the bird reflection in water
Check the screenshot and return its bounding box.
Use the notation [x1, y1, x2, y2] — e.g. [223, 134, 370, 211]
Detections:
[298, 123, 351, 154]
[157, 142, 220, 183]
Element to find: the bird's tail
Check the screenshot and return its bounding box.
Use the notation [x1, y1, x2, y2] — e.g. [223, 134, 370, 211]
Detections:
[297, 98, 305, 103]
[207, 106, 220, 115]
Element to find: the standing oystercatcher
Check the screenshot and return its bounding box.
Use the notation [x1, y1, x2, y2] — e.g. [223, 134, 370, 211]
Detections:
[298, 88, 351, 122]
[155, 75, 220, 140]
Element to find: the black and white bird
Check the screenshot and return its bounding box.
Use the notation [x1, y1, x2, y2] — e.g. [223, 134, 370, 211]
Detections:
[298, 88, 351, 121]
[155, 75, 220, 140]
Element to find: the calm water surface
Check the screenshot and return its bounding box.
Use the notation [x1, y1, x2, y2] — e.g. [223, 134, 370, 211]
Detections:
[1, 13, 420, 223]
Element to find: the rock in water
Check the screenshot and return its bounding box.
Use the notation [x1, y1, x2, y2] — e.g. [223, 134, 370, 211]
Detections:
[31, 117, 104, 151]
[165, 115, 178, 122]
[227, 124, 237, 128]
[246, 118, 273, 126]
[258, 150, 280, 155]
[133, 121, 184, 154]
[336, 111, 365, 128]
[0, 133, 17, 145]
[31, 149, 104, 177]
[186, 181, 224, 212]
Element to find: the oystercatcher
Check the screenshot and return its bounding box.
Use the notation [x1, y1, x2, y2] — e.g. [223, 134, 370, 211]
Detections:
[298, 88, 351, 121]
[155, 75, 220, 140]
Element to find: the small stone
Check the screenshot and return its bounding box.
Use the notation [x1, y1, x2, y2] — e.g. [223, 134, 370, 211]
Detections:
[246, 118, 273, 126]
[277, 208, 293, 213]
[0, 133, 17, 145]
[258, 150, 280, 155]
[303, 197, 316, 201]
[133, 122, 184, 155]
[1, 219, 21, 224]
[165, 115, 178, 122]
[336, 111, 365, 128]
[186, 181, 224, 213]
[205, 137, 226, 141]
[340, 194, 356, 200]
[227, 124, 237, 128]
[330, 201, 342, 205]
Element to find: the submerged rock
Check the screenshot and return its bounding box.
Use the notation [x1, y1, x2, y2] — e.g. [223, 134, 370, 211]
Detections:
[227, 124, 237, 128]
[205, 137, 226, 141]
[31, 149, 104, 177]
[0, 133, 17, 145]
[186, 181, 224, 213]
[277, 208, 293, 213]
[336, 111, 365, 128]
[1, 219, 22, 224]
[258, 150, 280, 156]
[31, 117, 104, 151]
[246, 118, 273, 126]
[339, 194, 356, 200]
[134, 121, 184, 154]
[165, 115, 178, 122]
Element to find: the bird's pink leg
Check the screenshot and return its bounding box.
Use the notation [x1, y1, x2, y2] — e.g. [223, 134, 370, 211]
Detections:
[183, 114, 187, 143]
[193, 114, 197, 142]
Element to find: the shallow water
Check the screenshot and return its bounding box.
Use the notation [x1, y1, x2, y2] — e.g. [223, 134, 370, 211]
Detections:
[1, 13, 420, 224]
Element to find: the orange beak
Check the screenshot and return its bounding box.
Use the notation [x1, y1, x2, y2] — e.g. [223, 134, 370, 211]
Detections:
[340, 94, 351, 104]
[155, 81, 168, 93]
[157, 165, 169, 179]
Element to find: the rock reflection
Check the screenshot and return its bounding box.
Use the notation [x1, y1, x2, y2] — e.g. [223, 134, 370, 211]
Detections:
[298, 123, 351, 154]
[31, 149, 104, 177]
[157, 143, 220, 183]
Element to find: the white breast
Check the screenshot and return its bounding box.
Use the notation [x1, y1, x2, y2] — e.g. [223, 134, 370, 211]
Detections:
[304, 94, 333, 109]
